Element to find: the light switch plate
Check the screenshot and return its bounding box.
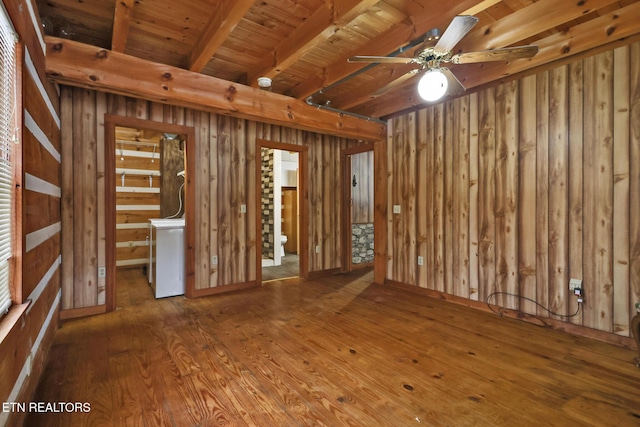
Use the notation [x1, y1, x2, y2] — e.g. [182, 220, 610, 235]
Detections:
[393, 205, 401, 214]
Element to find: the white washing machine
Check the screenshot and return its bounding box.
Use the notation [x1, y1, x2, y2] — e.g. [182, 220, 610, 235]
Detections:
[148, 218, 185, 298]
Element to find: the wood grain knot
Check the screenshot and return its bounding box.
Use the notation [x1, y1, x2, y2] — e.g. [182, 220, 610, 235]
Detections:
[606, 26, 616, 36]
[89, 75, 98, 81]
[162, 72, 172, 80]
[53, 43, 63, 52]
[96, 50, 108, 59]
[403, 384, 414, 391]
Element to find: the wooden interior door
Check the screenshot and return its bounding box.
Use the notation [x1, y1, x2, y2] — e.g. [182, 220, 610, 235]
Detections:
[282, 188, 298, 254]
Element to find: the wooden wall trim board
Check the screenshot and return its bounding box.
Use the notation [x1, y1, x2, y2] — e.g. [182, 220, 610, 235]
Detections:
[385, 40, 640, 342]
[59, 304, 107, 320]
[190, 280, 258, 298]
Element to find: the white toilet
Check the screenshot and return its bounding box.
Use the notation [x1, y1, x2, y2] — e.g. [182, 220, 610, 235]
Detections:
[280, 235, 288, 257]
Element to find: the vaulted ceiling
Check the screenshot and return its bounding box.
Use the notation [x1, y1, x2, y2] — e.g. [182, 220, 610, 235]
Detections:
[36, 0, 640, 123]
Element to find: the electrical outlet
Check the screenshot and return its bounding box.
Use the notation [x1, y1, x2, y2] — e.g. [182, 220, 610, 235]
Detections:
[240, 204, 247, 213]
[569, 278, 582, 291]
[98, 267, 106, 278]
[393, 205, 401, 214]
[417, 256, 424, 266]
[211, 255, 218, 265]
[315, 245, 320, 253]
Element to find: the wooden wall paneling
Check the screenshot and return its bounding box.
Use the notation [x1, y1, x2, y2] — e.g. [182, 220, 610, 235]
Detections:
[405, 113, 417, 285]
[386, 120, 395, 281]
[96, 92, 107, 305]
[321, 136, 335, 270]
[60, 87, 80, 310]
[232, 117, 247, 283]
[535, 71, 550, 317]
[331, 137, 343, 270]
[217, 116, 231, 285]
[22, 235, 61, 299]
[416, 109, 428, 288]
[477, 89, 495, 302]
[160, 137, 186, 218]
[494, 81, 519, 310]
[209, 113, 219, 288]
[583, 52, 614, 332]
[373, 137, 386, 285]
[195, 111, 211, 290]
[432, 104, 445, 292]
[73, 88, 98, 308]
[548, 66, 569, 319]
[468, 93, 479, 301]
[22, 130, 60, 189]
[246, 121, 257, 282]
[394, 116, 408, 284]
[568, 61, 584, 325]
[453, 97, 470, 298]
[24, 191, 60, 235]
[23, 70, 61, 154]
[630, 42, 640, 323]
[612, 46, 630, 336]
[309, 133, 323, 273]
[443, 102, 454, 294]
[518, 75, 538, 315]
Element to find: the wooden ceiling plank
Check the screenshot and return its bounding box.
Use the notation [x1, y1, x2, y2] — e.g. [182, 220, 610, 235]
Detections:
[461, 0, 502, 16]
[111, 0, 136, 52]
[457, 0, 624, 53]
[187, 0, 255, 72]
[289, 0, 483, 100]
[45, 37, 385, 141]
[353, 0, 640, 118]
[247, 0, 379, 85]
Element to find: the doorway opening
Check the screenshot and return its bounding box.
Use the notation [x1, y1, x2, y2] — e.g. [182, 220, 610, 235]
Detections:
[342, 145, 375, 272]
[256, 140, 308, 282]
[105, 116, 194, 311]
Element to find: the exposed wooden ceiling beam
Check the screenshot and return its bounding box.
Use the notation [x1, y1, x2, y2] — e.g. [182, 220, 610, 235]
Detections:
[456, 0, 622, 53]
[247, 0, 378, 86]
[288, 0, 482, 100]
[111, 0, 135, 52]
[44, 37, 385, 141]
[187, 0, 254, 72]
[352, 1, 640, 119]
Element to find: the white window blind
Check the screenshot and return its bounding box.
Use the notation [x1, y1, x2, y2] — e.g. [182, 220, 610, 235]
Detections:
[0, 5, 17, 316]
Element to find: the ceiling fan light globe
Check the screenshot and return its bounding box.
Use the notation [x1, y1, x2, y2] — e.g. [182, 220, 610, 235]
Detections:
[418, 69, 448, 102]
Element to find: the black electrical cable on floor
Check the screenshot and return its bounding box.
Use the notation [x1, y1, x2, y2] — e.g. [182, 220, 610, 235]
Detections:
[485, 292, 582, 319]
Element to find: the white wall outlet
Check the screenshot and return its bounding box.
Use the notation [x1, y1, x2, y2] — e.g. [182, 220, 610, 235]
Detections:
[569, 278, 582, 291]
[240, 204, 247, 213]
[98, 267, 106, 278]
[211, 255, 218, 265]
[417, 256, 424, 266]
[315, 245, 320, 253]
[393, 205, 401, 214]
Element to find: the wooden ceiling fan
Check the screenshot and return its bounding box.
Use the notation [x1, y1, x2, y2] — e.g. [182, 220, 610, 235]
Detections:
[348, 16, 539, 101]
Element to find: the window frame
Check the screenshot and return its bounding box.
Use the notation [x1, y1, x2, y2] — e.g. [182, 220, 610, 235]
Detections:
[0, 1, 23, 323]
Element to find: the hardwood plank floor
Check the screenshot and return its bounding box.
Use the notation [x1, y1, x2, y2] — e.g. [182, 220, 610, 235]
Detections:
[26, 268, 640, 426]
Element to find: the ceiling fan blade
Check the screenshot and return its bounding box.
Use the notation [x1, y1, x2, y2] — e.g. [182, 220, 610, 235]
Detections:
[348, 56, 415, 64]
[440, 68, 466, 96]
[372, 70, 420, 96]
[434, 15, 479, 55]
[450, 45, 539, 64]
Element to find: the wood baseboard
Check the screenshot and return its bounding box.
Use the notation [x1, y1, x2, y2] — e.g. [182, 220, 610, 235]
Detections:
[307, 268, 341, 279]
[385, 279, 635, 349]
[189, 281, 258, 298]
[59, 305, 106, 320]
